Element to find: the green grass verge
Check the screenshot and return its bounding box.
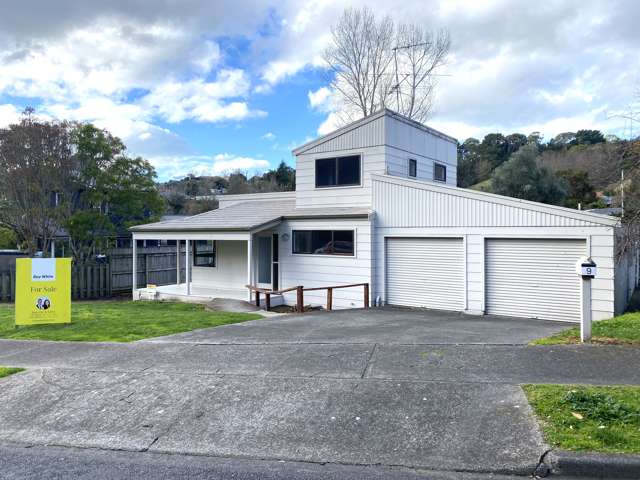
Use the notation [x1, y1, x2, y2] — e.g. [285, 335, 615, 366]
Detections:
[0, 367, 24, 378]
[0, 301, 261, 342]
[532, 312, 640, 345]
[523, 384, 640, 454]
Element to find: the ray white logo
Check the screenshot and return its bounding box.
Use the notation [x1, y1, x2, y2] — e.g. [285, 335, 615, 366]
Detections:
[31, 259, 56, 282]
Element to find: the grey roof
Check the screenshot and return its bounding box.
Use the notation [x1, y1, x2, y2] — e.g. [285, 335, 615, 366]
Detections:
[585, 207, 623, 217]
[130, 199, 371, 232]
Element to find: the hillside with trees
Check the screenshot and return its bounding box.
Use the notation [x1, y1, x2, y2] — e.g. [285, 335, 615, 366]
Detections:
[457, 129, 639, 211]
[160, 161, 295, 215]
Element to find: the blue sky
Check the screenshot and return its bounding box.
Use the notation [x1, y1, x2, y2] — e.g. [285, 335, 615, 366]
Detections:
[0, 0, 639, 181]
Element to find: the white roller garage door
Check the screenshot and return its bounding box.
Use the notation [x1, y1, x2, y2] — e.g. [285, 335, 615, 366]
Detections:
[385, 237, 465, 310]
[485, 238, 586, 322]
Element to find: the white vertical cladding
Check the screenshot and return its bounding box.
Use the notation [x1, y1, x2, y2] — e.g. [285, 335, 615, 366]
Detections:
[383, 114, 457, 186]
[191, 240, 248, 290]
[277, 217, 372, 309]
[371, 176, 618, 320]
[465, 234, 484, 314]
[294, 113, 385, 208]
[372, 175, 613, 228]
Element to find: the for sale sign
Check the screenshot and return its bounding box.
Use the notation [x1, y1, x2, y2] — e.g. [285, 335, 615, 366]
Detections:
[15, 258, 71, 325]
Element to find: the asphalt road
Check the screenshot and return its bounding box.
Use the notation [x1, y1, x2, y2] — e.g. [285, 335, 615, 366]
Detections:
[0, 443, 554, 480]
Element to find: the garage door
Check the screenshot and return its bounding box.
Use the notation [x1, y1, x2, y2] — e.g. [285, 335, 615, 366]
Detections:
[385, 237, 465, 310]
[485, 239, 586, 322]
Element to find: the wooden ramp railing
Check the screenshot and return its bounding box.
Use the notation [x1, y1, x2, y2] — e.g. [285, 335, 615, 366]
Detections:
[246, 283, 369, 313]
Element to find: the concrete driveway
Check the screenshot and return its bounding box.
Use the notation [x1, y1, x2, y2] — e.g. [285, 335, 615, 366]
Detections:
[1, 307, 638, 478]
[146, 306, 571, 345]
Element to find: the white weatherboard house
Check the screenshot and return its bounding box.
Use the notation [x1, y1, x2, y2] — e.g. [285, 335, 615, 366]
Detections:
[131, 109, 639, 323]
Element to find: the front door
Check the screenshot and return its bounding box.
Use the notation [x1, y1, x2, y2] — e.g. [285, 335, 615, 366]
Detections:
[257, 235, 272, 288]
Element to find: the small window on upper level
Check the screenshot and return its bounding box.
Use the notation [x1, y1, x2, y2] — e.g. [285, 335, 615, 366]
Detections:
[315, 155, 361, 188]
[408, 159, 417, 178]
[434, 163, 447, 182]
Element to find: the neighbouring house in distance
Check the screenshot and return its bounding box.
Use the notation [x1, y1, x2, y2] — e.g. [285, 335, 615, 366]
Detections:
[131, 109, 639, 323]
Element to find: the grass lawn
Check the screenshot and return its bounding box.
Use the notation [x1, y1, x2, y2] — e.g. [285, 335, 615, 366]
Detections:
[0, 301, 262, 342]
[0, 367, 24, 379]
[523, 384, 640, 454]
[532, 311, 640, 345]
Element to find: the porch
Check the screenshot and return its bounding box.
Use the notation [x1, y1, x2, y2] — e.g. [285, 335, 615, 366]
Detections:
[131, 228, 282, 304]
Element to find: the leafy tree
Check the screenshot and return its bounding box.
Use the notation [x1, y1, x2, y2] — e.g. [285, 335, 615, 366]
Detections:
[573, 129, 605, 146]
[505, 133, 528, 155]
[548, 132, 576, 150]
[64, 124, 165, 261]
[0, 227, 18, 249]
[479, 133, 509, 171]
[556, 169, 599, 209]
[489, 144, 566, 205]
[457, 138, 481, 187]
[527, 131, 544, 151]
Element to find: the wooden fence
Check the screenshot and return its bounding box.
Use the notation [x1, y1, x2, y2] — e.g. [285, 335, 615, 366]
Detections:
[109, 246, 185, 292]
[0, 245, 186, 302]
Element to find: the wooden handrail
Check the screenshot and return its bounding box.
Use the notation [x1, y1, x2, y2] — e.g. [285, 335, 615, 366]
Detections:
[245, 284, 304, 313]
[245, 282, 369, 313]
[303, 282, 369, 311]
[303, 282, 368, 292]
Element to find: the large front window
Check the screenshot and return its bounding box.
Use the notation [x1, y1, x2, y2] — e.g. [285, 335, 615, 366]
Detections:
[315, 155, 361, 188]
[292, 230, 354, 256]
[193, 240, 216, 267]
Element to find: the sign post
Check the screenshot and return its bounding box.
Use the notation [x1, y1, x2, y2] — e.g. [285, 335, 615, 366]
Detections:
[576, 257, 597, 342]
[15, 258, 71, 326]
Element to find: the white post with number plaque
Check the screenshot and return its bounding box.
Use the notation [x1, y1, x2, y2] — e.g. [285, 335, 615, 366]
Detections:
[576, 257, 597, 342]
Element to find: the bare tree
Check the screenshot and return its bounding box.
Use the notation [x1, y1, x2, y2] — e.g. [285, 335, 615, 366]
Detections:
[390, 24, 450, 122]
[0, 109, 76, 256]
[323, 7, 450, 125]
[323, 7, 394, 123]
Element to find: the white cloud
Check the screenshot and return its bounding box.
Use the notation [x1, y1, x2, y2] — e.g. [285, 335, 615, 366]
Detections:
[262, 132, 276, 141]
[211, 153, 270, 174]
[0, 14, 267, 172]
[142, 70, 266, 123]
[0, 104, 22, 127]
[308, 86, 332, 111]
[317, 112, 341, 136]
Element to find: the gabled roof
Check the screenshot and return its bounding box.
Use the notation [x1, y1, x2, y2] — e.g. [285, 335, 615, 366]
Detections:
[131, 199, 371, 233]
[292, 108, 457, 156]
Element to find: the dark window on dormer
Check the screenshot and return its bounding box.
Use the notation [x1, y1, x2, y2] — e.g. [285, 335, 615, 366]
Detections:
[315, 155, 361, 188]
[434, 163, 447, 182]
[409, 159, 417, 177]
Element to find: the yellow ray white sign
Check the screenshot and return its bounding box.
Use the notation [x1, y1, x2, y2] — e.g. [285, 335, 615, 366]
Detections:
[15, 258, 71, 325]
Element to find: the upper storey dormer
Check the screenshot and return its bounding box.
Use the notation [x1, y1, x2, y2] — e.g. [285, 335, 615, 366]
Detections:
[292, 109, 457, 208]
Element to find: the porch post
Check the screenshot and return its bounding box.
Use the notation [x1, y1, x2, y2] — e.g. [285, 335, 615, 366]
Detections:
[176, 240, 180, 285]
[50, 240, 55, 258]
[185, 239, 191, 295]
[132, 235, 137, 298]
[247, 234, 253, 301]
